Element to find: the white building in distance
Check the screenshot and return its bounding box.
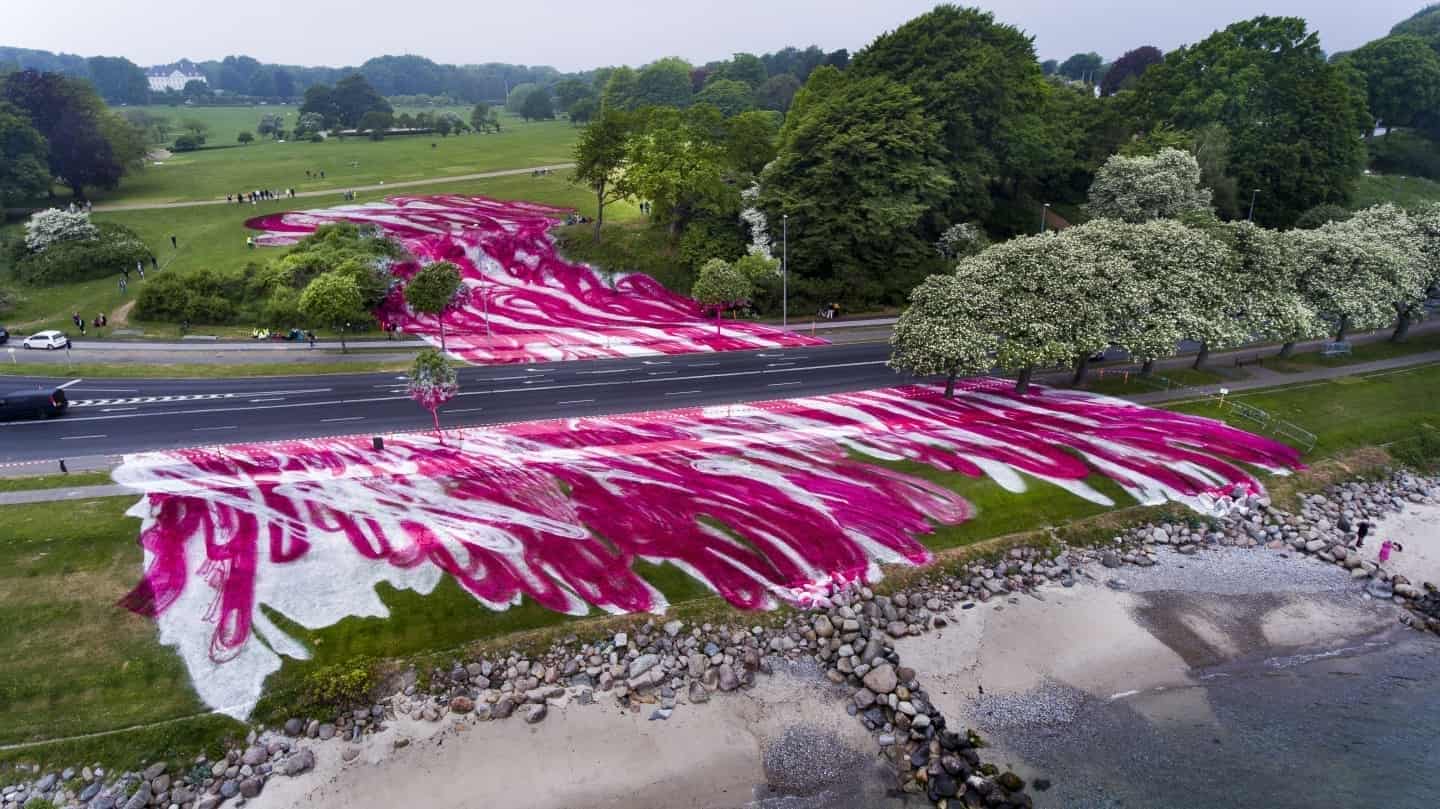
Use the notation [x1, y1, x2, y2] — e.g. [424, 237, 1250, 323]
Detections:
[147, 63, 207, 93]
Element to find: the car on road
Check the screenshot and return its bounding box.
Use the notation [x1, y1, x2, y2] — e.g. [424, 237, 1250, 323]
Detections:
[21, 330, 69, 350]
[0, 387, 69, 420]
[0, 324, 9, 345]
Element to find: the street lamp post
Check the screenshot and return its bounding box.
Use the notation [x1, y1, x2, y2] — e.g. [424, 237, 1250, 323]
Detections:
[1247, 189, 1260, 222]
[1040, 203, 1051, 234]
[781, 214, 789, 330]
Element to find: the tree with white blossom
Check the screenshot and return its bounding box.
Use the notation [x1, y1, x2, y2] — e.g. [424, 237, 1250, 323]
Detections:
[1291, 216, 1411, 342]
[935, 222, 989, 260]
[1343, 204, 1433, 343]
[738, 186, 773, 259]
[1220, 222, 1324, 358]
[408, 348, 459, 442]
[1086, 147, 1213, 224]
[890, 273, 998, 397]
[24, 208, 98, 252]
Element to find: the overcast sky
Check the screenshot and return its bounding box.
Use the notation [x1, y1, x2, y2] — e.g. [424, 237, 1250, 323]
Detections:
[4, 1, 1423, 70]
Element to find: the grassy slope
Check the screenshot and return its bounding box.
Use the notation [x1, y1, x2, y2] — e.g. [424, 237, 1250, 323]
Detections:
[3, 172, 641, 337]
[0, 471, 113, 492]
[3, 361, 1437, 775]
[1351, 173, 1440, 210]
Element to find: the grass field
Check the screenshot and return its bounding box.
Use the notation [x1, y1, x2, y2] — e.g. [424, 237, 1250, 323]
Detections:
[1351, 173, 1440, 210]
[0, 471, 113, 493]
[21, 106, 573, 207]
[3, 363, 1437, 777]
[1, 171, 641, 336]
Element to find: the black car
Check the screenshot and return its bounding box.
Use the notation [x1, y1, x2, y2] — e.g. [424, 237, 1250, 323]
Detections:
[0, 387, 69, 420]
[0, 324, 8, 345]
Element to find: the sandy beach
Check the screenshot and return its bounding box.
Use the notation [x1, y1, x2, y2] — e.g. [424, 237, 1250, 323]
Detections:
[1366, 501, 1440, 588]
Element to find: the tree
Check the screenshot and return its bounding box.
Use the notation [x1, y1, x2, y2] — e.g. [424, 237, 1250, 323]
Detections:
[2, 70, 128, 198]
[850, 5, 1052, 221]
[601, 66, 639, 110]
[408, 348, 459, 440]
[553, 78, 594, 114]
[293, 112, 325, 139]
[935, 223, 988, 260]
[636, 58, 693, 108]
[1059, 52, 1104, 81]
[1291, 216, 1412, 342]
[712, 53, 767, 88]
[1218, 221, 1323, 358]
[180, 117, 209, 139]
[470, 103, 493, 132]
[1100, 46, 1162, 96]
[889, 274, 998, 397]
[24, 208, 97, 252]
[571, 109, 632, 243]
[693, 79, 756, 117]
[298, 271, 366, 352]
[0, 101, 50, 208]
[172, 133, 204, 152]
[237, 131, 255, 145]
[691, 258, 752, 334]
[520, 88, 555, 121]
[257, 113, 284, 139]
[1344, 204, 1434, 341]
[758, 74, 802, 112]
[1342, 36, 1440, 130]
[1086, 147, 1212, 222]
[1041, 59, 1059, 76]
[505, 82, 539, 114]
[404, 261, 464, 350]
[759, 74, 952, 296]
[1130, 16, 1370, 227]
[85, 56, 148, 104]
[181, 79, 212, 101]
[568, 97, 598, 125]
[300, 84, 341, 128]
[332, 74, 390, 128]
[1392, 3, 1440, 39]
[358, 110, 393, 139]
[624, 106, 735, 239]
[724, 110, 779, 178]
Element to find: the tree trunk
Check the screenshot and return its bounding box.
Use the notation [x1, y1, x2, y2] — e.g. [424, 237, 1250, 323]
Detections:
[715, 307, 722, 336]
[944, 366, 958, 399]
[1192, 341, 1210, 371]
[439, 318, 447, 352]
[1392, 309, 1412, 343]
[592, 183, 605, 244]
[1140, 359, 1155, 377]
[1278, 341, 1296, 359]
[1072, 353, 1092, 386]
[1335, 316, 1349, 343]
[1015, 366, 1034, 395]
[431, 407, 444, 445]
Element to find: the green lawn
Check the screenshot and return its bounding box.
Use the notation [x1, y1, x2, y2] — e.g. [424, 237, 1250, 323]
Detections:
[0, 471, 113, 493]
[1351, 173, 1440, 211]
[0, 360, 414, 379]
[2, 171, 642, 337]
[1078, 366, 1240, 396]
[1267, 329, 1440, 373]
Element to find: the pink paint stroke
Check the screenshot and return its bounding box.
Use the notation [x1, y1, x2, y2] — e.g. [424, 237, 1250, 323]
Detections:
[118, 382, 1300, 713]
[245, 195, 825, 365]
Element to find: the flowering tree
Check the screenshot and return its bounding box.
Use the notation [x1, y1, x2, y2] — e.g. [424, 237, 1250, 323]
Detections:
[408, 348, 459, 441]
[889, 274, 998, 397]
[1292, 218, 1410, 342]
[1410, 204, 1440, 342]
[691, 258, 752, 335]
[1223, 222, 1324, 358]
[24, 208, 98, 252]
[1344, 204, 1432, 342]
[404, 260, 464, 351]
[1086, 148, 1213, 223]
[935, 222, 988, 260]
[738, 186, 773, 258]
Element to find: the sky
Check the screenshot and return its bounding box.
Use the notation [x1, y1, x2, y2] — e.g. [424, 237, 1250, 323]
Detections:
[3, 0, 1425, 71]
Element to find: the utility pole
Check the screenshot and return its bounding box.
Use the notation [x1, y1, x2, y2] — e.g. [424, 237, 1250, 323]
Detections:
[782, 214, 789, 329]
[1040, 203, 1051, 234]
[1247, 189, 1260, 222]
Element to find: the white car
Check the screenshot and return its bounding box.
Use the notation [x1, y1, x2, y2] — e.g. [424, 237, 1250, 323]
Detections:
[22, 330, 69, 350]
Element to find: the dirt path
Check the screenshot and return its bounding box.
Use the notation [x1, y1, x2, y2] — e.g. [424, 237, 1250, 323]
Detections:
[91, 163, 576, 212]
[108, 300, 136, 327]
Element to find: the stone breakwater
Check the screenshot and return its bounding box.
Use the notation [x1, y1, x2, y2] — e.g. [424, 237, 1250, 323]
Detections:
[6, 471, 1437, 809]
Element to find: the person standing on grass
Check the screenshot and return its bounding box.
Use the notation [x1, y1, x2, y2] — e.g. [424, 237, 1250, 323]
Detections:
[169, 234, 177, 249]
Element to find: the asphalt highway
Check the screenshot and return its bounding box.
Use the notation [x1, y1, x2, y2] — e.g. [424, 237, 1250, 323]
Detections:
[0, 342, 905, 462]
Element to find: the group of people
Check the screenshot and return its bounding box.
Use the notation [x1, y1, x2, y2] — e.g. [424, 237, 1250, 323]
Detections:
[117, 259, 153, 294]
[563, 213, 592, 226]
[304, 170, 327, 179]
[817, 302, 842, 320]
[251, 328, 311, 342]
[70, 311, 106, 336]
[1349, 519, 1405, 564]
[65, 200, 94, 214]
[531, 168, 554, 177]
[228, 189, 295, 205]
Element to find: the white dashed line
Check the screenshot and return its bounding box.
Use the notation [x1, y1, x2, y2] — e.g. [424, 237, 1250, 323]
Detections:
[558, 399, 595, 405]
[60, 434, 106, 440]
[192, 425, 237, 432]
[321, 416, 365, 423]
[664, 390, 702, 396]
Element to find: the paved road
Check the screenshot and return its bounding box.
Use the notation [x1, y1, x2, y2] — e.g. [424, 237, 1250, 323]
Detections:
[87, 164, 578, 212]
[0, 342, 902, 463]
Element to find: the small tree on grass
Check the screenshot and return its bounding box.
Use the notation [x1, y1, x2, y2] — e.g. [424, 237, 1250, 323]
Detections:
[237, 131, 255, 145]
[299, 271, 364, 353]
[889, 274, 998, 398]
[408, 348, 459, 442]
[404, 260, 464, 351]
[571, 109, 632, 244]
[691, 258, 752, 335]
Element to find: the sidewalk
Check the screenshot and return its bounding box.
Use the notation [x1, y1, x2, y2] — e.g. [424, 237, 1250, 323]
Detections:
[1131, 350, 1440, 405]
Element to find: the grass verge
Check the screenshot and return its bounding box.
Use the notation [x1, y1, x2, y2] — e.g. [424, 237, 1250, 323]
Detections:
[0, 471, 113, 493]
[0, 361, 412, 379]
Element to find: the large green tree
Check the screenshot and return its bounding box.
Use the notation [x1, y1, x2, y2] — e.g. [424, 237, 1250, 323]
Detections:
[759, 74, 952, 301]
[624, 106, 735, 239]
[1, 70, 130, 198]
[331, 74, 391, 128]
[298, 271, 367, 352]
[601, 67, 639, 111]
[849, 4, 1052, 221]
[0, 101, 50, 207]
[1086, 147, 1212, 222]
[85, 56, 149, 104]
[693, 79, 756, 117]
[636, 58, 693, 108]
[571, 109, 633, 243]
[520, 88, 555, 121]
[1130, 16, 1370, 227]
[404, 261, 464, 350]
[1342, 35, 1440, 130]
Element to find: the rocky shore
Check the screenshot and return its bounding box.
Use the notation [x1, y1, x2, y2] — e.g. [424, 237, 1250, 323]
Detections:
[4, 470, 1437, 809]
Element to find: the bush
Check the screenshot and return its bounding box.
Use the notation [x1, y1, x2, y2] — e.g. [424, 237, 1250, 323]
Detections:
[134, 268, 246, 324]
[1295, 204, 1353, 229]
[1369, 131, 1440, 181]
[1392, 426, 1440, 470]
[24, 208, 99, 252]
[172, 133, 205, 152]
[13, 223, 151, 285]
[297, 659, 375, 714]
[678, 216, 746, 273]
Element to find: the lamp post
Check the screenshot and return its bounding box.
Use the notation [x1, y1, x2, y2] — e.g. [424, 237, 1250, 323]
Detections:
[781, 214, 789, 330]
[1040, 203, 1051, 234]
[1247, 189, 1260, 222]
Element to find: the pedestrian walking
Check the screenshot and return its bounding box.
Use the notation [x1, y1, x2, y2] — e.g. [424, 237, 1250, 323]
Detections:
[307, 330, 316, 349]
[169, 234, 177, 249]
[138, 265, 145, 280]
[1355, 520, 1373, 548]
[150, 254, 158, 270]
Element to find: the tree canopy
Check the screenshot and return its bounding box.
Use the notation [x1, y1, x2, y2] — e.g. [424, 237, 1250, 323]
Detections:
[1086, 148, 1212, 223]
[0, 100, 50, 207]
[1, 69, 138, 198]
[1100, 46, 1162, 96]
[1342, 35, 1440, 129]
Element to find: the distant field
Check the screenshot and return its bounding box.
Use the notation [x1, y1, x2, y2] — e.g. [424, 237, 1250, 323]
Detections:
[1, 171, 642, 336]
[1351, 173, 1440, 210]
[22, 104, 577, 207]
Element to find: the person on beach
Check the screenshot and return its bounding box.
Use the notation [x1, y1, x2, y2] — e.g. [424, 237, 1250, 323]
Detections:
[1355, 520, 1372, 548]
[1378, 539, 1405, 564]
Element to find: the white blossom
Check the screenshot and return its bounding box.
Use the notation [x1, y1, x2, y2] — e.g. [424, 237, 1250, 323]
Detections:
[24, 208, 98, 252]
[1086, 148, 1213, 224]
[739, 185, 773, 259]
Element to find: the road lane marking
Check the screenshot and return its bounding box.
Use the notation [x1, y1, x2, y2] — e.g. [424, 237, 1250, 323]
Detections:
[58, 379, 83, 389]
[321, 416, 365, 423]
[647, 371, 677, 376]
[60, 434, 106, 440]
[71, 388, 139, 393]
[193, 425, 237, 432]
[766, 362, 795, 367]
[448, 407, 485, 414]
[249, 397, 285, 403]
[768, 381, 803, 387]
[558, 399, 595, 405]
[664, 390, 701, 396]
[685, 362, 720, 368]
[575, 369, 633, 375]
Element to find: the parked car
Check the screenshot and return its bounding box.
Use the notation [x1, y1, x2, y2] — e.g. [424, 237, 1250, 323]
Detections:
[0, 325, 9, 345]
[21, 330, 69, 350]
[0, 387, 69, 420]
